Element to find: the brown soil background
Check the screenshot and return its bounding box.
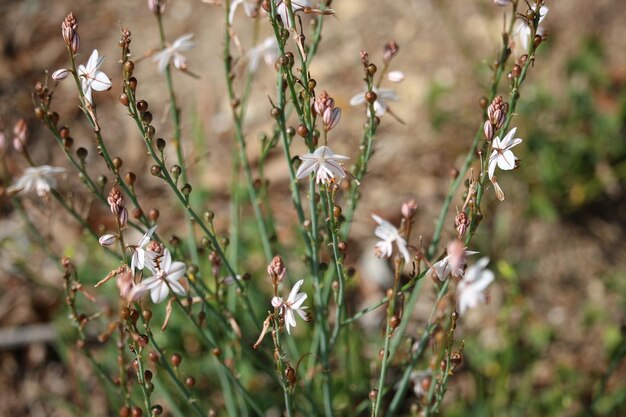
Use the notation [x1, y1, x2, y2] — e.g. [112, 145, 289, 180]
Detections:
[1, 0, 626, 416]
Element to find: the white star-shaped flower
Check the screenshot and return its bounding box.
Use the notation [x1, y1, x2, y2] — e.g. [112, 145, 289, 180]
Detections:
[153, 33, 195, 73]
[488, 127, 523, 180]
[77, 49, 112, 105]
[457, 257, 494, 315]
[514, 5, 548, 52]
[429, 249, 479, 281]
[296, 145, 349, 184]
[372, 214, 411, 264]
[7, 165, 65, 197]
[130, 225, 158, 273]
[350, 87, 398, 116]
[276, 0, 312, 28]
[139, 249, 187, 304]
[247, 36, 279, 73]
[272, 279, 310, 334]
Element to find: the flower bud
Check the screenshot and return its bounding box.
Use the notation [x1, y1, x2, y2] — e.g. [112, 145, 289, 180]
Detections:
[383, 40, 399, 64]
[148, 0, 166, 14]
[118, 208, 128, 228]
[107, 186, 125, 215]
[401, 199, 418, 220]
[99, 234, 118, 246]
[52, 68, 71, 81]
[61, 13, 80, 54]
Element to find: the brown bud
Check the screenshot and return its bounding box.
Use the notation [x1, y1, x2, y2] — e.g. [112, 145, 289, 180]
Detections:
[285, 366, 296, 385]
[390, 314, 401, 330]
[185, 377, 196, 388]
[125, 172, 136, 186]
[151, 405, 163, 416]
[137, 100, 149, 113]
[337, 241, 347, 252]
[119, 93, 130, 106]
[112, 157, 123, 170]
[479, 96, 488, 109]
[132, 208, 143, 219]
[144, 370, 153, 382]
[148, 209, 160, 221]
[366, 63, 377, 76]
[59, 126, 70, 139]
[369, 389, 378, 401]
[131, 407, 142, 417]
[119, 406, 131, 417]
[297, 124, 309, 138]
[150, 165, 161, 177]
[148, 351, 160, 362]
[171, 353, 182, 367]
[365, 91, 377, 104]
[511, 64, 522, 78]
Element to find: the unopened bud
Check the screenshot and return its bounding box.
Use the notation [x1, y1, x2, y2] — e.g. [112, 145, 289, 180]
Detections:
[99, 234, 118, 246]
[52, 68, 71, 81]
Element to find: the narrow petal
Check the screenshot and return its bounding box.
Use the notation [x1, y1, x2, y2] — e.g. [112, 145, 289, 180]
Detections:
[169, 279, 187, 296]
[296, 159, 317, 179]
[350, 93, 365, 106]
[288, 279, 305, 302]
[488, 151, 498, 179]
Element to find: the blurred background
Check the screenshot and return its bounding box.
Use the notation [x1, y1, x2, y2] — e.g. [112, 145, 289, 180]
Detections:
[1, 0, 625, 416]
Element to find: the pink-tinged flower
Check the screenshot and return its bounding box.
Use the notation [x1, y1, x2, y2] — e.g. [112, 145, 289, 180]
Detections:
[350, 87, 398, 116]
[276, 0, 312, 28]
[153, 33, 194, 73]
[372, 214, 411, 264]
[488, 127, 523, 180]
[139, 249, 187, 304]
[247, 36, 279, 73]
[296, 145, 349, 184]
[77, 50, 112, 105]
[514, 5, 548, 51]
[148, 0, 166, 14]
[130, 226, 158, 273]
[457, 257, 494, 315]
[429, 248, 478, 281]
[7, 165, 65, 197]
[272, 279, 310, 334]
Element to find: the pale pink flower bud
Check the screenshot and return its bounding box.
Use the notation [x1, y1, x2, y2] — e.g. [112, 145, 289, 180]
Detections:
[13, 137, 24, 153]
[483, 120, 494, 140]
[118, 207, 128, 228]
[13, 119, 27, 143]
[52, 68, 71, 81]
[386, 70, 405, 83]
[401, 199, 418, 220]
[383, 40, 399, 64]
[323, 107, 341, 131]
[99, 234, 118, 246]
[148, 0, 166, 14]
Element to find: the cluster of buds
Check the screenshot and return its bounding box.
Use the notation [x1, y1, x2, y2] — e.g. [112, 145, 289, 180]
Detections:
[313, 91, 341, 132]
[267, 255, 286, 286]
[483, 96, 508, 140]
[148, 0, 166, 14]
[209, 251, 221, 278]
[383, 40, 399, 65]
[61, 12, 80, 55]
[455, 211, 469, 239]
[107, 185, 128, 228]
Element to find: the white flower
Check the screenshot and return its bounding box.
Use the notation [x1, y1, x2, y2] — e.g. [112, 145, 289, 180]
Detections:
[271, 279, 309, 334]
[493, 0, 512, 6]
[139, 249, 187, 304]
[276, 0, 312, 28]
[153, 33, 194, 73]
[457, 257, 494, 315]
[247, 36, 279, 73]
[130, 226, 158, 273]
[372, 214, 411, 264]
[514, 5, 548, 52]
[349, 87, 398, 116]
[386, 70, 405, 83]
[77, 49, 112, 105]
[296, 145, 349, 184]
[228, 0, 258, 24]
[429, 249, 478, 281]
[488, 127, 523, 180]
[7, 165, 65, 197]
